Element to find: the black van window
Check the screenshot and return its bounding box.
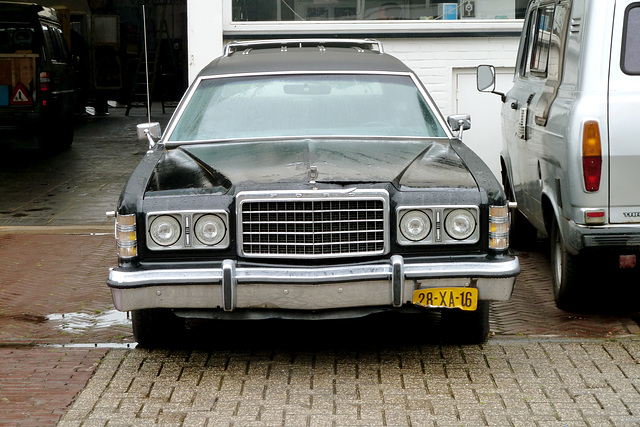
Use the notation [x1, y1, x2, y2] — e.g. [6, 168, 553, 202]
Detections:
[622, 4, 640, 74]
[41, 25, 53, 60]
[44, 25, 68, 62]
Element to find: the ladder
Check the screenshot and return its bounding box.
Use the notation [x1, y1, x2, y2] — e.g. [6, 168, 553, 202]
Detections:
[125, 4, 178, 116]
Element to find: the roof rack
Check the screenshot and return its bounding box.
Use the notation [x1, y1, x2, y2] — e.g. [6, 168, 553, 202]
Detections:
[223, 38, 384, 57]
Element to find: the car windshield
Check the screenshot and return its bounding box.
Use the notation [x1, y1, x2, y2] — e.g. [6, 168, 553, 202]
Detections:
[167, 74, 447, 142]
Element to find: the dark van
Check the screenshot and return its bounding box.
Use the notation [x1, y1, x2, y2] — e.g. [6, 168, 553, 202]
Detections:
[0, 1, 75, 151]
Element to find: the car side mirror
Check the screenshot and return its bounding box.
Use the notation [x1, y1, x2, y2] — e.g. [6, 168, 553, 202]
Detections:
[447, 114, 471, 138]
[477, 65, 506, 102]
[137, 122, 162, 149]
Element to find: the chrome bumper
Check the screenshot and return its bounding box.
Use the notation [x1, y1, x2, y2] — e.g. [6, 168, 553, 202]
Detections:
[108, 255, 520, 312]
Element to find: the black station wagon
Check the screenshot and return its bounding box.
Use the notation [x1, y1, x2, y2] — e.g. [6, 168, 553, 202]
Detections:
[107, 39, 520, 347]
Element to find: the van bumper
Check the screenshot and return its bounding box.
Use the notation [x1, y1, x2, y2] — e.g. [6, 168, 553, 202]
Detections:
[564, 220, 640, 253]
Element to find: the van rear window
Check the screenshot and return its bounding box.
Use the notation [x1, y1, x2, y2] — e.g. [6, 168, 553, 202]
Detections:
[0, 24, 37, 54]
[622, 4, 640, 74]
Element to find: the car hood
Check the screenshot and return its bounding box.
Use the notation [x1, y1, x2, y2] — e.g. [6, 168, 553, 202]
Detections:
[151, 138, 479, 192]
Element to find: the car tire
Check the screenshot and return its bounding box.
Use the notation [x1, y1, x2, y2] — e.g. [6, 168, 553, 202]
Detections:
[550, 218, 584, 311]
[55, 119, 74, 150]
[503, 177, 537, 249]
[131, 308, 184, 348]
[38, 118, 74, 153]
[439, 301, 490, 344]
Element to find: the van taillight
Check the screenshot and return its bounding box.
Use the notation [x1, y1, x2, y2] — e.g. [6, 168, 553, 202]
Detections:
[582, 121, 602, 192]
[39, 71, 50, 107]
[39, 71, 50, 92]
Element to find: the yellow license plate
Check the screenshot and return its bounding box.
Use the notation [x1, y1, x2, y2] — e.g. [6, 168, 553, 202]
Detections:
[413, 288, 478, 311]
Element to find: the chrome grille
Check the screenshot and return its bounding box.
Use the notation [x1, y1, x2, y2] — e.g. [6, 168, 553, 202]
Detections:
[237, 191, 388, 258]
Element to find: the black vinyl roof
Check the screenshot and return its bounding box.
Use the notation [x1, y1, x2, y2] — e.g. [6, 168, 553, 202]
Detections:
[198, 39, 414, 78]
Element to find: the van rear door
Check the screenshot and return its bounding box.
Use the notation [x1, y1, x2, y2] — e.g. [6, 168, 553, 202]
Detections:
[608, 0, 640, 223]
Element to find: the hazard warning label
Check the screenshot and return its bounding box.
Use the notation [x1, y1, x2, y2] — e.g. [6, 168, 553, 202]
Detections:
[10, 83, 33, 105]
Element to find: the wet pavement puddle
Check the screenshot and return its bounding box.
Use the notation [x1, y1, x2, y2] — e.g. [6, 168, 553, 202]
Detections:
[46, 309, 130, 333]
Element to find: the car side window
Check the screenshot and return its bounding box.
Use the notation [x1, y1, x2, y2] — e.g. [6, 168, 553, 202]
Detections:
[528, 4, 555, 77]
[622, 3, 640, 75]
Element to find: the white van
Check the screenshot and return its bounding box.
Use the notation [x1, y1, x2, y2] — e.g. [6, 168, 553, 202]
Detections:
[477, 0, 640, 310]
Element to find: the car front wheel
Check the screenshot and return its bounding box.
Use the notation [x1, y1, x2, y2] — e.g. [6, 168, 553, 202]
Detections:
[439, 301, 490, 344]
[132, 308, 184, 348]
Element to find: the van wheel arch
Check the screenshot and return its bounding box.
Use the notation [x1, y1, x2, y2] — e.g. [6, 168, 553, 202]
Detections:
[500, 157, 510, 193]
[502, 161, 537, 248]
[541, 194, 555, 238]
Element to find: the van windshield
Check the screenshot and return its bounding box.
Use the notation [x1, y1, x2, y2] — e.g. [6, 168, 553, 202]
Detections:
[168, 74, 447, 142]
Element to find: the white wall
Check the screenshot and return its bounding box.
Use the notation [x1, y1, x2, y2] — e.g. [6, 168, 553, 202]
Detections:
[456, 68, 515, 180]
[379, 37, 519, 116]
[187, 0, 224, 84]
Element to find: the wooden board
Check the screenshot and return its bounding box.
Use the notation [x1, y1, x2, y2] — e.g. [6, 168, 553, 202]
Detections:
[0, 54, 38, 88]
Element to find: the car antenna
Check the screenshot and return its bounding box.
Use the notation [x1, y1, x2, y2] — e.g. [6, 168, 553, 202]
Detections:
[135, 4, 160, 150]
[142, 4, 152, 126]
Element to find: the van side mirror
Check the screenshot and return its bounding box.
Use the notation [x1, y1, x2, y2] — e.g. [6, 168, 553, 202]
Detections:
[477, 65, 495, 91]
[477, 65, 506, 102]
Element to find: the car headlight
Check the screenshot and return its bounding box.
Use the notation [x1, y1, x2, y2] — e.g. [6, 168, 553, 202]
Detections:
[149, 215, 181, 246]
[444, 209, 476, 240]
[194, 214, 226, 246]
[399, 210, 431, 241]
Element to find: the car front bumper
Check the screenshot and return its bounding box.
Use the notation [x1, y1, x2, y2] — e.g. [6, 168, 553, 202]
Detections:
[108, 255, 520, 313]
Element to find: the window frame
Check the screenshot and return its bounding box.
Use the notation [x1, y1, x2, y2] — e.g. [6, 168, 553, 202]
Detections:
[221, 0, 524, 36]
[528, 3, 555, 77]
[163, 70, 452, 146]
[621, 2, 640, 75]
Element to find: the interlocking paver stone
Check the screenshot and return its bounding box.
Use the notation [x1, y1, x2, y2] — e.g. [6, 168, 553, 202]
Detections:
[51, 339, 640, 426]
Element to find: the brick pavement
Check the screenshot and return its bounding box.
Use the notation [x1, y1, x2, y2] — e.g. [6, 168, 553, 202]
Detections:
[0, 232, 131, 346]
[0, 347, 107, 427]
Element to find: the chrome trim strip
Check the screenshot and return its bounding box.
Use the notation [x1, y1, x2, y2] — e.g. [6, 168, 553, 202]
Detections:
[50, 89, 75, 95]
[222, 259, 236, 311]
[391, 255, 404, 307]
